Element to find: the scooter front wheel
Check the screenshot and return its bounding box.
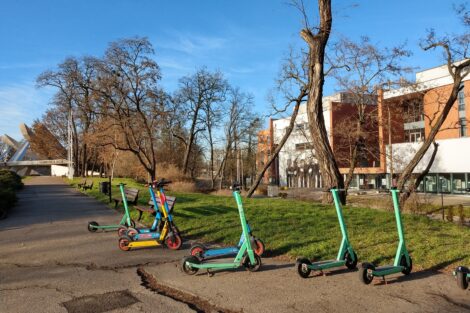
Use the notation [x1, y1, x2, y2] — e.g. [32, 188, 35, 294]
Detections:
[244, 254, 262, 272]
[165, 234, 182, 250]
[344, 250, 358, 270]
[87, 221, 99, 232]
[296, 258, 312, 278]
[181, 256, 199, 275]
[126, 227, 138, 238]
[400, 255, 412, 275]
[119, 236, 131, 251]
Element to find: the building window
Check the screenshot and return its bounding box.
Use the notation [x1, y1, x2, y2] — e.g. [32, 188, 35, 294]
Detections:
[405, 128, 425, 142]
[459, 118, 467, 137]
[295, 142, 313, 150]
[458, 83, 466, 111]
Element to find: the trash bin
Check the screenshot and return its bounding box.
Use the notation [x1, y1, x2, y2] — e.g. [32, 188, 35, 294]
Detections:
[99, 181, 109, 194]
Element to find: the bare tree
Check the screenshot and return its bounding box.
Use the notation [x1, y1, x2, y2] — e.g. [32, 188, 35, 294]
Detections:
[332, 37, 411, 189]
[173, 68, 228, 175]
[93, 37, 165, 181]
[397, 5, 470, 203]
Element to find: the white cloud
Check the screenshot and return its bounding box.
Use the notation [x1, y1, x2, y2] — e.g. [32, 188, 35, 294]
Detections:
[0, 83, 52, 140]
[157, 31, 229, 55]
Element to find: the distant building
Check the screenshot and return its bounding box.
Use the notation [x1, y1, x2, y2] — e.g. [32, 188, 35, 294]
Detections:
[256, 61, 470, 193]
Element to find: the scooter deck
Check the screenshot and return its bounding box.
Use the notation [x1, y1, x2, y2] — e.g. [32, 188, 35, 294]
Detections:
[128, 240, 162, 248]
[371, 265, 404, 276]
[308, 259, 346, 270]
[189, 257, 241, 270]
[201, 247, 239, 259]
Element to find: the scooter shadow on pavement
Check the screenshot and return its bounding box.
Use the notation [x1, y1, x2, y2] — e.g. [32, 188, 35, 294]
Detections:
[366, 256, 468, 286]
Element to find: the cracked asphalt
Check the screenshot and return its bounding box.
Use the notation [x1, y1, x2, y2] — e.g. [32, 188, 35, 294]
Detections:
[1, 176, 469, 313]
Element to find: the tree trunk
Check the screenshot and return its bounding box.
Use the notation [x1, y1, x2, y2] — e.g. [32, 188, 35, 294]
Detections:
[182, 107, 200, 174]
[247, 89, 305, 197]
[301, 0, 345, 204]
[399, 141, 439, 204]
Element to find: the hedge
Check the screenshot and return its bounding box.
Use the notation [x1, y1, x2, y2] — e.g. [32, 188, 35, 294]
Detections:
[0, 170, 23, 219]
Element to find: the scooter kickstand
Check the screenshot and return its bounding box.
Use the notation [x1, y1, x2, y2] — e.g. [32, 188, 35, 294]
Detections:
[382, 276, 387, 285]
[206, 269, 214, 277]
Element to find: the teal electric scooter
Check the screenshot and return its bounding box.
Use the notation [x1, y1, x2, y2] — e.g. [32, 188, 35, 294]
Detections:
[360, 188, 412, 284]
[454, 266, 469, 290]
[181, 183, 261, 275]
[87, 183, 135, 232]
[296, 188, 358, 278]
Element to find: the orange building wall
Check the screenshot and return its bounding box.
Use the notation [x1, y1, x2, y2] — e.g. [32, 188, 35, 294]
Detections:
[423, 81, 468, 140]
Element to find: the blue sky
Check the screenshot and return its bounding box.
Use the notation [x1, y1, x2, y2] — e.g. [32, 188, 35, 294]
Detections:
[0, 0, 465, 139]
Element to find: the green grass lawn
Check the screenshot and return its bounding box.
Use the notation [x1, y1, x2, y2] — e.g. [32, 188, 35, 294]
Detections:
[69, 177, 470, 271]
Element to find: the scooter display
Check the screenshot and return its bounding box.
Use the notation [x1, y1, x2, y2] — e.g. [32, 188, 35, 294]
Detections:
[359, 188, 412, 284]
[87, 183, 135, 232]
[118, 179, 182, 251]
[181, 184, 261, 275]
[296, 188, 357, 278]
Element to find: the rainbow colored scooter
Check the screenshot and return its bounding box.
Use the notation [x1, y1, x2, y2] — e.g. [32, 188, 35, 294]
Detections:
[118, 180, 182, 251]
[296, 188, 357, 278]
[181, 184, 261, 275]
[190, 222, 264, 261]
[360, 188, 412, 284]
[87, 183, 135, 232]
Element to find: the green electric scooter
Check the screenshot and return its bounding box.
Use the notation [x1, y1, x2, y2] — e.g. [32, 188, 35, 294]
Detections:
[87, 183, 135, 232]
[296, 188, 358, 278]
[360, 187, 412, 284]
[180, 183, 261, 275]
[454, 266, 469, 290]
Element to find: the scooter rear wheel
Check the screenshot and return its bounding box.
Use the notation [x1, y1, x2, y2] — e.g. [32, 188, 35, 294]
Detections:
[360, 263, 375, 285]
[117, 226, 128, 237]
[253, 238, 265, 256]
[456, 267, 469, 290]
[244, 254, 262, 272]
[190, 244, 206, 259]
[118, 236, 131, 251]
[87, 221, 99, 232]
[296, 258, 312, 278]
[181, 256, 199, 275]
[126, 228, 138, 238]
[166, 234, 182, 250]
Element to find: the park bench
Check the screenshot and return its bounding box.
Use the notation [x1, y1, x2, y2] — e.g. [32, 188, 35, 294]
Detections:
[134, 196, 176, 221]
[113, 187, 139, 208]
[77, 179, 87, 189]
[82, 181, 93, 190]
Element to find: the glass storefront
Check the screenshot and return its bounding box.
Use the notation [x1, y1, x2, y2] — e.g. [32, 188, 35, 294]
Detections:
[424, 175, 437, 193]
[452, 173, 467, 194]
[438, 173, 452, 193]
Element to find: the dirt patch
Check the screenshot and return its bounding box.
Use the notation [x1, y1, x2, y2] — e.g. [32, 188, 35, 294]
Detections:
[62, 290, 139, 313]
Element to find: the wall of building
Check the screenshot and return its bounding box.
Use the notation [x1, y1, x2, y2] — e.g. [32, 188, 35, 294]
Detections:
[388, 137, 470, 173]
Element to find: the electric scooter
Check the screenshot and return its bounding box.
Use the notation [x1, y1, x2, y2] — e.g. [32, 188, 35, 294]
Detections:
[454, 266, 469, 290]
[87, 183, 135, 232]
[116, 181, 170, 237]
[189, 222, 265, 260]
[360, 187, 412, 284]
[181, 184, 262, 275]
[118, 179, 182, 251]
[296, 188, 358, 278]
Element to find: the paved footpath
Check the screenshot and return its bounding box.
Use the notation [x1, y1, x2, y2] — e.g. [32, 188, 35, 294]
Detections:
[1, 177, 469, 313]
